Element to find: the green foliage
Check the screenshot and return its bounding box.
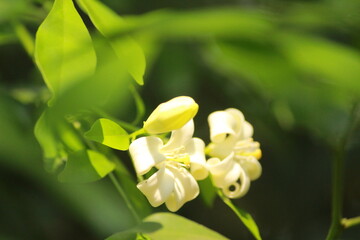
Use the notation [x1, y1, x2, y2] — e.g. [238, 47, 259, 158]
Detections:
[78, 0, 146, 85]
[34, 111, 85, 172]
[122, 8, 274, 40]
[204, 37, 357, 140]
[34, 0, 96, 99]
[58, 149, 115, 183]
[108, 213, 229, 240]
[85, 118, 130, 150]
[3, 0, 360, 239]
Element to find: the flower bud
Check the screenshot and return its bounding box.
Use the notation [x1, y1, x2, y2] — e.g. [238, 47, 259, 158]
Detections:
[143, 96, 199, 134]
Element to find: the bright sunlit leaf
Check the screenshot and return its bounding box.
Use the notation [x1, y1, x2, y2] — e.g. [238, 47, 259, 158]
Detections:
[85, 118, 130, 150]
[58, 149, 115, 183]
[142, 213, 229, 240]
[107, 212, 229, 240]
[77, 0, 146, 85]
[34, 0, 96, 98]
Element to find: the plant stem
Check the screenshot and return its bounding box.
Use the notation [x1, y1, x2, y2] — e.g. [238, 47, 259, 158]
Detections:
[326, 102, 360, 240]
[325, 145, 344, 240]
[74, 120, 142, 224]
[93, 107, 139, 132]
[342, 216, 360, 229]
[12, 21, 35, 58]
[129, 128, 146, 141]
[109, 172, 141, 224]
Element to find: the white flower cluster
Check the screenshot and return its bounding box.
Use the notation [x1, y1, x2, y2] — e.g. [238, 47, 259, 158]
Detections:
[129, 96, 262, 212]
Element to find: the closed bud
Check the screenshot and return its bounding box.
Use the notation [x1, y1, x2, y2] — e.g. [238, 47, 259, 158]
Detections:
[143, 96, 198, 134]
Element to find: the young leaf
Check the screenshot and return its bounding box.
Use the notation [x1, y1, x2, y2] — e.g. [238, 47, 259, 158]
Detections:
[58, 149, 115, 183]
[85, 118, 130, 150]
[77, 0, 146, 85]
[107, 212, 229, 240]
[35, 0, 96, 98]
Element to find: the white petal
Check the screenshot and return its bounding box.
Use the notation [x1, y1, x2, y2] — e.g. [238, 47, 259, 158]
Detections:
[208, 111, 239, 143]
[225, 108, 245, 136]
[222, 166, 250, 199]
[129, 136, 166, 175]
[185, 138, 208, 180]
[240, 121, 254, 139]
[137, 166, 175, 207]
[207, 152, 240, 188]
[236, 156, 262, 181]
[165, 166, 199, 212]
[207, 136, 237, 159]
[161, 120, 194, 152]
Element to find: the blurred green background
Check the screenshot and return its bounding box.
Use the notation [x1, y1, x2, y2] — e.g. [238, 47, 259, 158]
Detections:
[1, 0, 360, 239]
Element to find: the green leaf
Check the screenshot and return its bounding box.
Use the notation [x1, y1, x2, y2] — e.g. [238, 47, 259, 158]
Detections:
[107, 213, 229, 240]
[34, 111, 84, 172]
[35, 0, 96, 98]
[85, 118, 130, 150]
[58, 149, 115, 183]
[277, 32, 360, 93]
[34, 112, 65, 172]
[121, 8, 274, 40]
[77, 0, 145, 85]
[144, 213, 228, 240]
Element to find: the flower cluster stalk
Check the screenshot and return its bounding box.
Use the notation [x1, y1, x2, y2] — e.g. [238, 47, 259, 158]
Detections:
[326, 102, 360, 240]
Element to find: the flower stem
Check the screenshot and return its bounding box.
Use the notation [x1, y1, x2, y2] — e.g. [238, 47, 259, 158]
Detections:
[73, 119, 142, 224]
[326, 102, 360, 240]
[341, 216, 360, 229]
[109, 172, 141, 224]
[93, 107, 140, 132]
[129, 128, 146, 141]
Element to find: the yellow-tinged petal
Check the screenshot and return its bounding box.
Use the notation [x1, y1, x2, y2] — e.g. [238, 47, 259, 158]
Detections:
[129, 136, 166, 175]
[143, 96, 199, 134]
